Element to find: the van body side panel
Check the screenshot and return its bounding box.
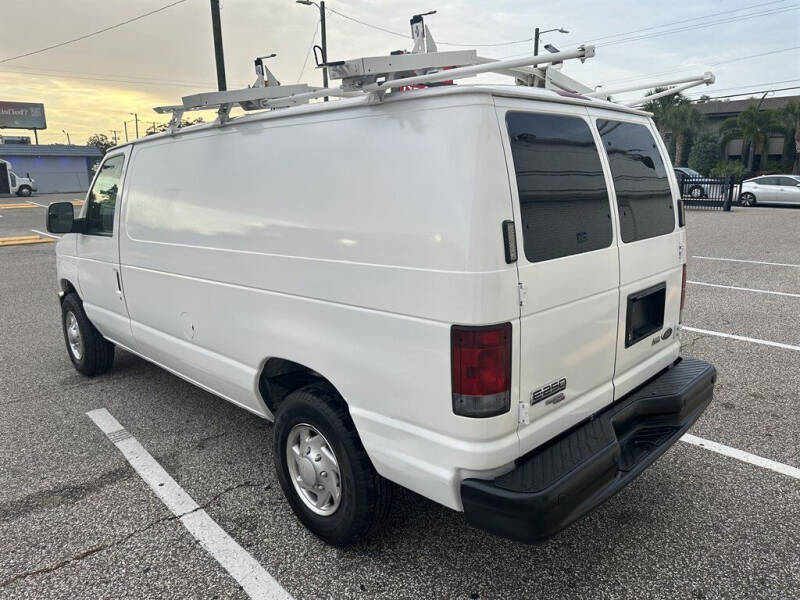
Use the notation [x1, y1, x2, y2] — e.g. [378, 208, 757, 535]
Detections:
[493, 99, 620, 458]
[588, 108, 682, 398]
[119, 97, 519, 509]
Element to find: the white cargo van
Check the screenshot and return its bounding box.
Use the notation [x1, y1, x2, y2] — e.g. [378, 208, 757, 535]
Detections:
[46, 37, 716, 546]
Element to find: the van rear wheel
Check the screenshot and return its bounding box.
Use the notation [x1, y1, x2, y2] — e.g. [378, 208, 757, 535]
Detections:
[61, 293, 115, 376]
[273, 384, 392, 546]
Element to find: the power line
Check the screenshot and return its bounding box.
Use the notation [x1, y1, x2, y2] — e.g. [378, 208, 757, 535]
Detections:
[582, 0, 792, 44]
[297, 20, 320, 83]
[325, 7, 533, 47]
[0, 0, 192, 64]
[689, 85, 800, 101]
[602, 45, 800, 86]
[686, 78, 800, 95]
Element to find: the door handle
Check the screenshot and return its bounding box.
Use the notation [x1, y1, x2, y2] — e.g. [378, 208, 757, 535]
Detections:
[114, 270, 123, 295]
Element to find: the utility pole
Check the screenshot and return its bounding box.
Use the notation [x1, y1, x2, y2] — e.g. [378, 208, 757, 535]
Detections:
[534, 27, 539, 56]
[296, 0, 328, 98]
[130, 113, 139, 138]
[111, 129, 119, 145]
[124, 121, 129, 143]
[210, 0, 227, 91]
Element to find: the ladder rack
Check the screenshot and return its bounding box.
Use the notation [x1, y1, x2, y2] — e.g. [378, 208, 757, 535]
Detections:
[152, 12, 715, 130]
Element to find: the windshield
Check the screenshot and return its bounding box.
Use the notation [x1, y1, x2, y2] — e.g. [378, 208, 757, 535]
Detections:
[683, 168, 702, 177]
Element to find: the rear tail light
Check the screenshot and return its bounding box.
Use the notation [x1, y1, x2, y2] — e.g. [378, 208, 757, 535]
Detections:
[451, 323, 512, 418]
[679, 264, 687, 323]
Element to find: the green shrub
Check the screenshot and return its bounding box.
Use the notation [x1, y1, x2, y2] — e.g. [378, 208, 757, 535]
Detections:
[709, 161, 746, 178]
[687, 131, 721, 176]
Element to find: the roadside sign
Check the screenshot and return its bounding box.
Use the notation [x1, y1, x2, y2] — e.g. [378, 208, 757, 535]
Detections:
[0, 101, 47, 129]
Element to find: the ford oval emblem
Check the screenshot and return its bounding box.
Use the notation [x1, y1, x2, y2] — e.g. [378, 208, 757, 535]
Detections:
[662, 327, 673, 340]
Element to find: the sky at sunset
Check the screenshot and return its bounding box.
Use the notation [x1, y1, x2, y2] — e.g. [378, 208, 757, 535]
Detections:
[1, 0, 798, 146]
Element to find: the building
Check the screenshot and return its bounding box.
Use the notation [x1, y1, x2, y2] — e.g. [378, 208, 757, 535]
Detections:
[0, 143, 103, 193]
[694, 94, 798, 167]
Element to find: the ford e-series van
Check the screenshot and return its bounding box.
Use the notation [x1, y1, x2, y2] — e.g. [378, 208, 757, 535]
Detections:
[47, 83, 715, 546]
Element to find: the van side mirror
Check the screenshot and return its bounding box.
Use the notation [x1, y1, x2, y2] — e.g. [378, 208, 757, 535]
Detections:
[47, 202, 77, 234]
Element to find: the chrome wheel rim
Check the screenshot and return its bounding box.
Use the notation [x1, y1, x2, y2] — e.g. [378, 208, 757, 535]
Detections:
[741, 194, 753, 206]
[65, 311, 83, 360]
[690, 187, 702, 198]
[286, 423, 342, 516]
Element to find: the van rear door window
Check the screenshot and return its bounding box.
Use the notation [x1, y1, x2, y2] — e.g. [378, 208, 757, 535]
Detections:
[597, 120, 675, 243]
[506, 112, 612, 263]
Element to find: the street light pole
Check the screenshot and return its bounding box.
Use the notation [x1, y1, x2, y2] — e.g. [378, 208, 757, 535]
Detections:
[130, 113, 139, 138]
[210, 0, 227, 91]
[62, 130, 71, 145]
[124, 121, 129, 143]
[296, 0, 328, 99]
[111, 130, 119, 145]
[534, 26, 568, 56]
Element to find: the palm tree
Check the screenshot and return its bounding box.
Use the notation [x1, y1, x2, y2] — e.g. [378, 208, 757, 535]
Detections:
[664, 103, 704, 167]
[643, 89, 702, 165]
[779, 100, 800, 174]
[720, 104, 781, 171]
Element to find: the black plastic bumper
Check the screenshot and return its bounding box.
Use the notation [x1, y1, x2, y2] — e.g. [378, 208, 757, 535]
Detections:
[461, 356, 716, 544]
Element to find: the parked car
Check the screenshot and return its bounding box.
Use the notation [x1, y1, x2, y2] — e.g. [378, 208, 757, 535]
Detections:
[46, 84, 715, 546]
[739, 175, 800, 206]
[0, 158, 36, 197]
[673, 167, 715, 199]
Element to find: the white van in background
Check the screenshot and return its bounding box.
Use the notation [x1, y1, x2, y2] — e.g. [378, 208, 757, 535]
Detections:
[46, 83, 715, 546]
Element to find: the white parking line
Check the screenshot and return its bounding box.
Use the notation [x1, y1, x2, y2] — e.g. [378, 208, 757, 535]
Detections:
[687, 280, 800, 298]
[693, 255, 800, 268]
[682, 326, 800, 352]
[31, 229, 61, 239]
[86, 408, 292, 600]
[23, 199, 48, 208]
[681, 434, 800, 480]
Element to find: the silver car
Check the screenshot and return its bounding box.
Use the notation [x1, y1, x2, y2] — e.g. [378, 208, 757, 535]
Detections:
[740, 175, 800, 206]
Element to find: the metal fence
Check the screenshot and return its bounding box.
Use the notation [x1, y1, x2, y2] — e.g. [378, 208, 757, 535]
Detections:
[677, 175, 739, 211]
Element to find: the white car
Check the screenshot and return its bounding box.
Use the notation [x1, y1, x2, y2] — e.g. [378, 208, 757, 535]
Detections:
[46, 82, 715, 545]
[740, 175, 800, 206]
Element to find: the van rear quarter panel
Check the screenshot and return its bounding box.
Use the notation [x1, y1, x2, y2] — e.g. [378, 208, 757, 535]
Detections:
[119, 95, 520, 508]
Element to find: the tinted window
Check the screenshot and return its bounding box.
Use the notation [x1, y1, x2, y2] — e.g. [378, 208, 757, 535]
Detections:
[597, 120, 675, 243]
[85, 155, 124, 236]
[759, 177, 777, 186]
[506, 112, 612, 263]
[777, 176, 799, 186]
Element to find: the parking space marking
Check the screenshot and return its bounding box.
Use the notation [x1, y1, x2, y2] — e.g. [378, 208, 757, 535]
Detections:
[22, 199, 47, 207]
[0, 202, 36, 210]
[682, 434, 800, 480]
[86, 408, 293, 600]
[693, 255, 800, 269]
[30, 229, 61, 240]
[0, 235, 55, 247]
[687, 280, 800, 298]
[682, 326, 800, 352]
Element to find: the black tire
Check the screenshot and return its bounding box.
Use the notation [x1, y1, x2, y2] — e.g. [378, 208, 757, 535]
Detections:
[61, 293, 115, 376]
[273, 384, 392, 546]
[16, 186, 32, 197]
[740, 192, 756, 207]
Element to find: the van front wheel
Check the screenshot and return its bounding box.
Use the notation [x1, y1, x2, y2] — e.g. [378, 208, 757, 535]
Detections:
[273, 384, 392, 546]
[61, 293, 115, 376]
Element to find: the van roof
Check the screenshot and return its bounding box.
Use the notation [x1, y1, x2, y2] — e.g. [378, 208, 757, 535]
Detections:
[122, 84, 651, 150]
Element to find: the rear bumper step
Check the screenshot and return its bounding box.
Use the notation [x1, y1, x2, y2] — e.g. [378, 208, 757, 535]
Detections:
[460, 356, 716, 544]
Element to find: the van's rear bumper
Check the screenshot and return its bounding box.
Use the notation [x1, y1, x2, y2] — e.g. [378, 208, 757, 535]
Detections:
[460, 356, 715, 544]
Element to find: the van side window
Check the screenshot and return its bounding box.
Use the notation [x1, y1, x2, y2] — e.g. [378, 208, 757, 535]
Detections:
[85, 155, 125, 236]
[597, 120, 675, 243]
[506, 112, 612, 263]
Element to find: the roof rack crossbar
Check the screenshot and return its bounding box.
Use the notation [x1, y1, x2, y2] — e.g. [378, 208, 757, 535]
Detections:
[589, 72, 715, 101]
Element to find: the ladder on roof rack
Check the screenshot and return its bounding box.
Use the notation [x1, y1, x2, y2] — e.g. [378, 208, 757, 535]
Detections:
[152, 12, 715, 130]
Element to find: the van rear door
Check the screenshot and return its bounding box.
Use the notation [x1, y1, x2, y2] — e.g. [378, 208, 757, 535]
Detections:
[494, 99, 620, 453]
[591, 114, 683, 398]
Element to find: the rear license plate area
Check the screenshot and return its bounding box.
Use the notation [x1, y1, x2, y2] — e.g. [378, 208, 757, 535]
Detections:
[625, 282, 666, 348]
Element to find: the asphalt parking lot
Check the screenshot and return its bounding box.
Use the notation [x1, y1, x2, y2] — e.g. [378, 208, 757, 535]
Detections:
[1, 195, 798, 599]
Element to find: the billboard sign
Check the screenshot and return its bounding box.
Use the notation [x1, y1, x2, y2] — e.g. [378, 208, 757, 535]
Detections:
[0, 101, 47, 130]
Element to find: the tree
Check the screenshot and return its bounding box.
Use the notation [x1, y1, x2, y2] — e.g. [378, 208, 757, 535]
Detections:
[709, 160, 746, 178]
[86, 133, 114, 154]
[779, 100, 800, 173]
[687, 130, 721, 176]
[146, 116, 205, 135]
[664, 103, 704, 167]
[643, 89, 702, 165]
[719, 104, 781, 171]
